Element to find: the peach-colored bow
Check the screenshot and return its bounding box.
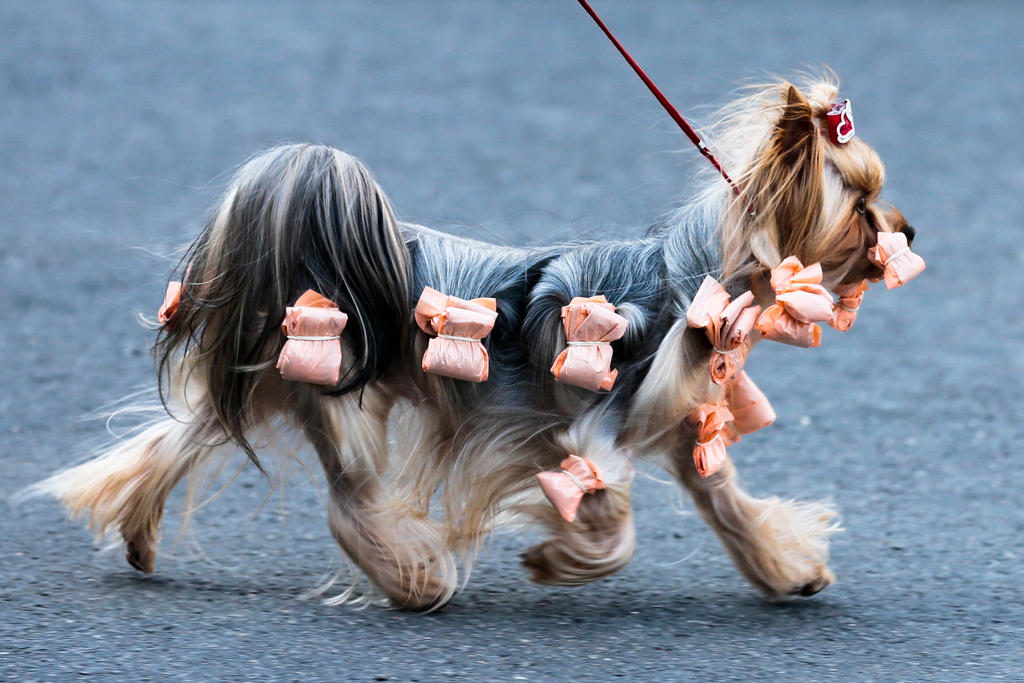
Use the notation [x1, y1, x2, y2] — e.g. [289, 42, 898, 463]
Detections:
[754, 256, 835, 348]
[414, 286, 498, 382]
[687, 402, 739, 478]
[725, 371, 776, 435]
[536, 454, 606, 523]
[686, 276, 761, 385]
[550, 296, 629, 391]
[829, 280, 870, 332]
[868, 231, 925, 289]
[276, 290, 349, 386]
[158, 281, 183, 326]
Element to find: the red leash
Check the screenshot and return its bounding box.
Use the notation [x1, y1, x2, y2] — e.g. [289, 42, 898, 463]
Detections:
[576, 0, 747, 205]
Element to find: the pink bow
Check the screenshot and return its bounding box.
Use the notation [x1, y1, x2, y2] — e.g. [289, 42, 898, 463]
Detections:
[550, 296, 629, 391]
[868, 232, 925, 289]
[536, 454, 606, 523]
[687, 402, 739, 478]
[686, 276, 761, 385]
[754, 256, 835, 347]
[276, 290, 349, 386]
[724, 371, 776, 435]
[829, 280, 870, 332]
[414, 287, 497, 382]
[158, 281, 183, 326]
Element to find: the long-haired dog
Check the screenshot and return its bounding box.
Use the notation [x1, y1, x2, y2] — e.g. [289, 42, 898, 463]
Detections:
[33, 77, 922, 610]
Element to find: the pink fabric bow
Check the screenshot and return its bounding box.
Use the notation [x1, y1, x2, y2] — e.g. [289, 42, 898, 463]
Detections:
[414, 286, 498, 382]
[536, 454, 606, 523]
[724, 371, 776, 435]
[687, 402, 739, 478]
[829, 280, 870, 332]
[868, 231, 926, 289]
[754, 256, 835, 348]
[686, 276, 761, 385]
[276, 290, 349, 386]
[550, 296, 629, 391]
[158, 281, 183, 326]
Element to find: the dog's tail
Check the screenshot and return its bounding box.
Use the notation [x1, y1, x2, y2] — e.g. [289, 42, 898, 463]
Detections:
[157, 144, 411, 463]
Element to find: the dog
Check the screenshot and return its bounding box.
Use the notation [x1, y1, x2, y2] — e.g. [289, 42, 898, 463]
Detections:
[33, 76, 922, 610]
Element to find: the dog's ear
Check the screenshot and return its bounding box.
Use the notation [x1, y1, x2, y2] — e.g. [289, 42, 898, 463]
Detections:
[774, 85, 817, 169]
[753, 84, 824, 267]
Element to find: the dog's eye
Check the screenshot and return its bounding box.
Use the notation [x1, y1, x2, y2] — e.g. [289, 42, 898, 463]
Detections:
[855, 197, 867, 215]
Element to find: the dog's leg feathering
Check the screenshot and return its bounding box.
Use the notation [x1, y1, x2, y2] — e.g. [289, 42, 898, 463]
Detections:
[521, 416, 636, 587]
[670, 431, 841, 597]
[30, 407, 223, 574]
[299, 386, 457, 611]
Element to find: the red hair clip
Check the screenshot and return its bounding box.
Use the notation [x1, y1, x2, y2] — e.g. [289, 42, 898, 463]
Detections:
[826, 99, 855, 144]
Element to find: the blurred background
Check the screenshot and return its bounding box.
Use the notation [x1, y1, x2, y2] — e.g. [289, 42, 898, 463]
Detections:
[2, 1, 1021, 680]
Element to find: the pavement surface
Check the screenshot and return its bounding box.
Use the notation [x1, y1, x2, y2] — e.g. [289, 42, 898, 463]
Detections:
[2, 1, 1022, 680]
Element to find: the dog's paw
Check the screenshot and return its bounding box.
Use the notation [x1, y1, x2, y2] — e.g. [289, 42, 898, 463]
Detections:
[370, 550, 458, 611]
[742, 498, 840, 598]
[759, 564, 835, 599]
[521, 535, 633, 587]
[389, 575, 455, 612]
[124, 537, 156, 574]
[795, 565, 836, 597]
[391, 557, 457, 611]
[520, 540, 575, 586]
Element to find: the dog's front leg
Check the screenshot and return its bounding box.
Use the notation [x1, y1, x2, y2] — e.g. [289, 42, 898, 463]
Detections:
[668, 429, 840, 597]
[521, 418, 636, 587]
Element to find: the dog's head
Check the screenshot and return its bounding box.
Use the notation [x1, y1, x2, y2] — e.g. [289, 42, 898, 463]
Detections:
[719, 79, 915, 292]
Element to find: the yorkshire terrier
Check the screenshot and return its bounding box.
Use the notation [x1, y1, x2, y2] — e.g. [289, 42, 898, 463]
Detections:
[33, 76, 923, 610]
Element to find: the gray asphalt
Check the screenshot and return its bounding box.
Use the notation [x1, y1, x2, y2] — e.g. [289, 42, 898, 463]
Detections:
[2, 1, 1022, 680]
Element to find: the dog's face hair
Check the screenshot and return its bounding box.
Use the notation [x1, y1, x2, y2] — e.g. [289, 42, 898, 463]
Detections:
[712, 79, 912, 296]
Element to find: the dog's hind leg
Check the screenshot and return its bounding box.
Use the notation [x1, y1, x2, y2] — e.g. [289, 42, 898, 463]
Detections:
[34, 406, 224, 574]
[520, 416, 637, 587]
[668, 430, 840, 597]
[297, 385, 457, 610]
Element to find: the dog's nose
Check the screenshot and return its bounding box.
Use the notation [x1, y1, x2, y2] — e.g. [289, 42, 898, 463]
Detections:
[901, 225, 916, 245]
